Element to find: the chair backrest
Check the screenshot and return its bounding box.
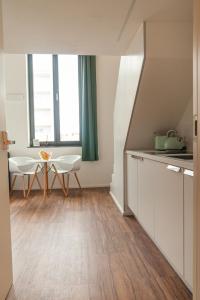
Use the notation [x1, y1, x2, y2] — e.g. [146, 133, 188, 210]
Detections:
[56, 155, 81, 171]
[9, 157, 38, 174]
[9, 158, 20, 173]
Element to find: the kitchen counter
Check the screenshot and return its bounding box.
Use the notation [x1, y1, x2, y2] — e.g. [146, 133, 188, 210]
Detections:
[126, 150, 193, 170]
[126, 149, 193, 290]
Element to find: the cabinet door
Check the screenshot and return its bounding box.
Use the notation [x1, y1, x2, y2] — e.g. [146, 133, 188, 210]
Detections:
[155, 163, 184, 276]
[127, 155, 138, 216]
[184, 173, 193, 289]
[138, 158, 157, 239]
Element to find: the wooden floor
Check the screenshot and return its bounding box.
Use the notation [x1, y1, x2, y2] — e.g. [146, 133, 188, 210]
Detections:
[7, 189, 192, 300]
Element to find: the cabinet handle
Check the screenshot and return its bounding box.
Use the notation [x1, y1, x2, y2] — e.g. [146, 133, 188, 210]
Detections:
[131, 155, 143, 161]
[167, 165, 181, 173]
[184, 169, 194, 177]
[194, 114, 197, 137]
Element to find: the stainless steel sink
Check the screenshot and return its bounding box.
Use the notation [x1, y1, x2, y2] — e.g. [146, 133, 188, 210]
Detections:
[142, 151, 181, 155]
[141, 151, 193, 160]
[142, 151, 163, 155]
[165, 154, 193, 160]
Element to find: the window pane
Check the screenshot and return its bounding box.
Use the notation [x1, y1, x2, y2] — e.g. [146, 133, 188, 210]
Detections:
[32, 54, 54, 141]
[58, 55, 80, 141]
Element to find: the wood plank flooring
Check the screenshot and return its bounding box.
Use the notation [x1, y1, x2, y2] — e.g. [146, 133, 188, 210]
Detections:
[7, 189, 192, 300]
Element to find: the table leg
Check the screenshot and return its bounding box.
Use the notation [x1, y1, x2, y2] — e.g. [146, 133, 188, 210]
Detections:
[66, 174, 70, 197]
[46, 165, 49, 191]
[27, 164, 40, 198]
[43, 162, 48, 199]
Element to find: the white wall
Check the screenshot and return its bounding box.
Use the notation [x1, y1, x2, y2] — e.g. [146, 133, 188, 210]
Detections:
[176, 99, 193, 151]
[0, 54, 6, 130]
[126, 21, 193, 150]
[110, 24, 145, 213]
[0, 1, 5, 130]
[5, 54, 120, 189]
[1, 0, 192, 55]
[111, 21, 192, 214]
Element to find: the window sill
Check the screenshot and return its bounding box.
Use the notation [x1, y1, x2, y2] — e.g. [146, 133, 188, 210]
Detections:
[28, 143, 81, 148]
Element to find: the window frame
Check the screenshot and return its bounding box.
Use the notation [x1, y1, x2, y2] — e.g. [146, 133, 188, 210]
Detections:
[27, 54, 81, 147]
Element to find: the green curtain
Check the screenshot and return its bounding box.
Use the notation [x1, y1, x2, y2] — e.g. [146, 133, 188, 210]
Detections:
[78, 56, 99, 161]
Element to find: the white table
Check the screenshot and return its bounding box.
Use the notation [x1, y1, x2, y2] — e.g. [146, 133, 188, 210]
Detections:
[27, 159, 67, 199]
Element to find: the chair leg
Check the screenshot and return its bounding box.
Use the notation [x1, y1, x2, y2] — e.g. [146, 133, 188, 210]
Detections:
[74, 172, 81, 189]
[50, 173, 57, 191]
[11, 175, 17, 193]
[36, 174, 42, 190]
[62, 174, 66, 190]
[22, 175, 26, 198]
[28, 175, 30, 190]
[27, 175, 36, 198]
[66, 174, 70, 196]
[27, 165, 40, 198]
[51, 164, 67, 197]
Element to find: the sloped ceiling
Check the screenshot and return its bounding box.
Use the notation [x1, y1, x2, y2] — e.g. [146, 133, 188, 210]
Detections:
[126, 21, 193, 150]
[1, 0, 192, 54]
[126, 58, 192, 150]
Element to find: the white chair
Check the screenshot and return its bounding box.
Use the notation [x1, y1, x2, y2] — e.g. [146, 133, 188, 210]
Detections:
[50, 155, 81, 195]
[9, 157, 42, 198]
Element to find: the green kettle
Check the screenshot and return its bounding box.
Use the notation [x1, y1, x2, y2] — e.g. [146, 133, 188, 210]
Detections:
[164, 130, 185, 150]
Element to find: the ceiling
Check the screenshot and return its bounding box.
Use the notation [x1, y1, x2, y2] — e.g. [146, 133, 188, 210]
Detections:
[1, 0, 192, 55]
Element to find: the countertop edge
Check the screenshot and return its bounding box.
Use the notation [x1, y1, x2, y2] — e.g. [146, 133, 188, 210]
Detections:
[126, 150, 193, 170]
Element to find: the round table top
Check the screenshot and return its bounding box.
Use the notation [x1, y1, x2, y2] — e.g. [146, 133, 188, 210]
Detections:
[33, 158, 60, 163]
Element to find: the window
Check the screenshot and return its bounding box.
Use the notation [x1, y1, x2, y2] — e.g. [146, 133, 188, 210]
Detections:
[28, 54, 81, 146]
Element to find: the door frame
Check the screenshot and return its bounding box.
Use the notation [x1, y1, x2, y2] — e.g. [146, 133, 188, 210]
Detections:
[193, 0, 200, 299]
[0, 52, 13, 298]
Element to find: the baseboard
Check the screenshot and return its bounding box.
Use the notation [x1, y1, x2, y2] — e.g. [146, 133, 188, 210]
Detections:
[13, 184, 110, 191]
[109, 191, 124, 214]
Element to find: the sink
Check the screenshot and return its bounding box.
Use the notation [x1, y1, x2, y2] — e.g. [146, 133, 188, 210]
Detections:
[142, 151, 163, 155]
[142, 150, 182, 155]
[140, 151, 193, 160]
[165, 154, 193, 160]
[142, 150, 188, 156]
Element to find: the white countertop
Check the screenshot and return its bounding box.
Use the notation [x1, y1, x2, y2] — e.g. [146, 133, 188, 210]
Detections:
[126, 150, 193, 170]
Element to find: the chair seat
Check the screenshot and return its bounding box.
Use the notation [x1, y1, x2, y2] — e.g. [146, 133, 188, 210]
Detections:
[24, 170, 41, 175]
[12, 169, 41, 176]
[9, 157, 42, 175]
[9, 157, 42, 198]
[56, 155, 81, 172]
[53, 169, 71, 174]
[50, 155, 82, 192]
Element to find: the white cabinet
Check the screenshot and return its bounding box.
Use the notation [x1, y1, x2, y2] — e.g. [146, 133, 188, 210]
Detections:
[184, 171, 193, 289]
[127, 155, 138, 216]
[154, 163, 184, 276]
[138, 159, 157, 239]
[126, 154, 193, 287]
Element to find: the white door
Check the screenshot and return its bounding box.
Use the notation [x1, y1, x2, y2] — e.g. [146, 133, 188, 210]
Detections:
[127, 154, 138, 216]
[0, 53, 13, 300]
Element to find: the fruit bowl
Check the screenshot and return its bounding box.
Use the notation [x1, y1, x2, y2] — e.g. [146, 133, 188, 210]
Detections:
[38, 150, 52, 161]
